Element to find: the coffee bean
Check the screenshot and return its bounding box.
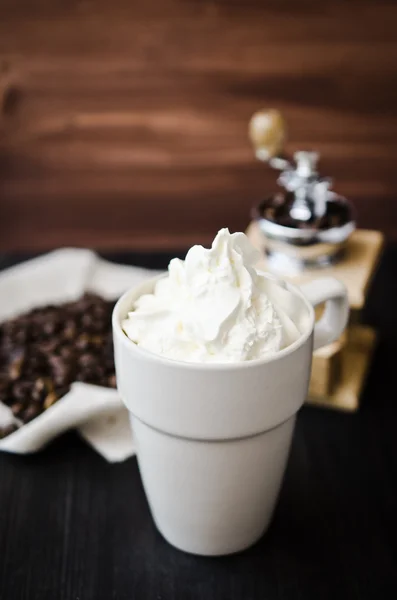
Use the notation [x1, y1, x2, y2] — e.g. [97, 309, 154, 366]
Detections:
[9, 355, 24, 381]
[39, 340, 60, 355]
[1, 320, 18, 338]
[13, 328, 29, 345]
[42, 320, 58, 337]
[0, 292, 117, 436]
[32, 383, 44, 402]
[81, 313, 106, 334]
[31, 377, 52, 402]
[78, 353, 97, 369]
[11, 402, 25, 418]
[48, 355, 72, 387]
[9, 347, 26, 364]
[89, 335, 104, 348]
[12, 380, 33, 402]
[22, 404, 42, 423]
[0, 423, 18, 439]
[75, 334, 90, 351]
[43, 391, 58, 410]
[24, 353, 48, 377]
[76, 363, 105, 383]
[63, 319, 77, 340]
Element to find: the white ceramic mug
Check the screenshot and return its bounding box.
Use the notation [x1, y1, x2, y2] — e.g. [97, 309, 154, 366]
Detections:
[112, 274, 349, 556]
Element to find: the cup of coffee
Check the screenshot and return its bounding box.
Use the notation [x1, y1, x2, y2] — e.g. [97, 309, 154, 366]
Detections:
[112, 230, 349, 556]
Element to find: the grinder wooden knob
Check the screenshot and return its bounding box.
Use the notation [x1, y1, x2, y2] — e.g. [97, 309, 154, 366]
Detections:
[248, 109, 287, 161]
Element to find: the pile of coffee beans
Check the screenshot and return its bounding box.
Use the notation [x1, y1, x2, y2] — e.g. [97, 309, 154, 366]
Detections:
[0, 293, 116, 439]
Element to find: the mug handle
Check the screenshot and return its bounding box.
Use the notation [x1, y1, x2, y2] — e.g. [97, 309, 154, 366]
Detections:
[300, 278, 349, 351]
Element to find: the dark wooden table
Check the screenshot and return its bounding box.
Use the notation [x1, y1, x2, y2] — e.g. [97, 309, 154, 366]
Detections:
[1, 248, 397, 600]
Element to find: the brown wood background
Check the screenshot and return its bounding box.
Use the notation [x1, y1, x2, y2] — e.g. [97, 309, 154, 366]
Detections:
[1, 0, 397, 251]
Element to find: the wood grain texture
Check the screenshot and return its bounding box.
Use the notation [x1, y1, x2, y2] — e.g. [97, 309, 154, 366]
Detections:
[1, 0, 397, 250]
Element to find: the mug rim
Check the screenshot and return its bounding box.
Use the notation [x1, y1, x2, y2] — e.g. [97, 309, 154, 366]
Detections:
[112, 272, 315, 371]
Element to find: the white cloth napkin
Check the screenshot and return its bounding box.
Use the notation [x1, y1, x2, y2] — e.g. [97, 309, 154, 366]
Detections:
[0, 249, 161, 462]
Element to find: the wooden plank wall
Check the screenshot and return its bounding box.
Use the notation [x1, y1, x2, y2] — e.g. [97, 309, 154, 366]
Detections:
[1, 0, 396, 251]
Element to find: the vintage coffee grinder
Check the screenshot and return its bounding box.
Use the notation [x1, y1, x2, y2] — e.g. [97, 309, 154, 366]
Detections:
[246, 109, 384, 411]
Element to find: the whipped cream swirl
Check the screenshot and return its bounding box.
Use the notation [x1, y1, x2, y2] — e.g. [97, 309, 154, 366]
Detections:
[122, 229, 300, 363]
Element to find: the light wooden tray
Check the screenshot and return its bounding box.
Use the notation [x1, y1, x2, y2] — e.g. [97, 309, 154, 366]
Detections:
[246, 222, 384, 411]
[246, 223, 384, 310]
[309, 325, 376, 411]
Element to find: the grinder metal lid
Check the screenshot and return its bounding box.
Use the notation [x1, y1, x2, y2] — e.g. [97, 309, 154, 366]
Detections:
[249, 109, 355, 273]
